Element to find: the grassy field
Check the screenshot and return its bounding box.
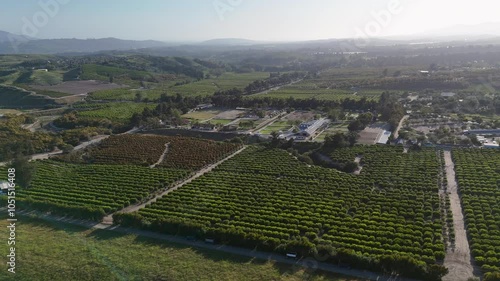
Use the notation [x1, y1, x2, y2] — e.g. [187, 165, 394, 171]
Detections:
[77, 102, 156, 121]
[30, 70, 63, 86]
[170, 72, 269, 97]
[0, 215, 359, 281]
[80, 64, 154, 86]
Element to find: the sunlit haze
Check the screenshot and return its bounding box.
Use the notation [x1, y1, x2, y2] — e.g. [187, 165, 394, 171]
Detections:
[1, 0, 500, 41]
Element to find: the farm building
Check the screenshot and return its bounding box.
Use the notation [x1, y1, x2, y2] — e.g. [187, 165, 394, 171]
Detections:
[299, 118, 327, 136]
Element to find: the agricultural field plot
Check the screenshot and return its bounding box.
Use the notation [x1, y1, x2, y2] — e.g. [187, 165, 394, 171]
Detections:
[29, 70, 63, 85]
[0, 84, 56, 108]
[254, 81, 379, 101]
[452, 149, 500, 273]
[327, 146, 440, 188]
[121, 146, 446, 279]
[90, 88, 169, 101]
[259, 121, 293, 134]
[76, 102, 156, 121]
[31, 80, 125, 96]
[88, 135, 169, 166]
[0, 216, 355, 281]
[88, 135, 242, 170]
[285, 111, 316, 122]
[182, 109, 223, 121]
[170, 72, 270, 97]
[80, 64, 155, 86]
[14, 161, 189, 219]
[314, 123, 349, 142]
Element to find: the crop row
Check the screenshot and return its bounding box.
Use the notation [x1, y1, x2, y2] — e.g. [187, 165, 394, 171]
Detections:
[453, 149, 500, 273]
[89, 135, 241, 170]
[117, 145, 446, 278]
[16, 161, 189, 219]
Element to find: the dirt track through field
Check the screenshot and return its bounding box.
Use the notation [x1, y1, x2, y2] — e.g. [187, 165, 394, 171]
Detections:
[442, 150, 475, 281]
[149, 143, 169, 168]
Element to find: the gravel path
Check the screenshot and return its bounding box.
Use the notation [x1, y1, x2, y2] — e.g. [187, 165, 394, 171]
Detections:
[442, 150, 475, 281]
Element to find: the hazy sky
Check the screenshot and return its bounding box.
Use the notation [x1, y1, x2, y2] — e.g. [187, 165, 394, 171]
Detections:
[1, 0, 500, 41]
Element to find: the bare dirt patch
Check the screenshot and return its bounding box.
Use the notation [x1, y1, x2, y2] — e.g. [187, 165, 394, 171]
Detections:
[285, 111, 315, 122]
[214, 110, 245, 120]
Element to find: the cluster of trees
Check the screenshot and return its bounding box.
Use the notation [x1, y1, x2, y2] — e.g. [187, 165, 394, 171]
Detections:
[212, 93, 376, 112]
[54, 112, 130, 133]
[0, 115, 62, 161]
[348, 112, 373, 131]
[378, 92, 405, 130]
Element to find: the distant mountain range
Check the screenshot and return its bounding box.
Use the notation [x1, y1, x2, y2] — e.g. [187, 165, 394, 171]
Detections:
[0, 30, 170, 54]
[2, 24, 500, 55]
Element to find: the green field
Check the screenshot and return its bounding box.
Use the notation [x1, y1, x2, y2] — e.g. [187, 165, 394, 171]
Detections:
[121, 146, 446, 280]
[77, 102, 156, 121]
[30, 70, 63, 86]
[0, 215, 356, 281]
[260, 120, 293, 134]
[80, 64, 154, 86]
[0, 85, 56, 108]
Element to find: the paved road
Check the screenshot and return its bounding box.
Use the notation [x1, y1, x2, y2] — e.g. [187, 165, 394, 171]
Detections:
[13, 209, 420, 281]
[442, 150, 475, 281]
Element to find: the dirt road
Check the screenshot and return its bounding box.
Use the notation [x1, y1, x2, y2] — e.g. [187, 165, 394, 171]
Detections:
[393, 115, 409, 139]
[149, 143, 169, 168]
[442, 150, 475, 281]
